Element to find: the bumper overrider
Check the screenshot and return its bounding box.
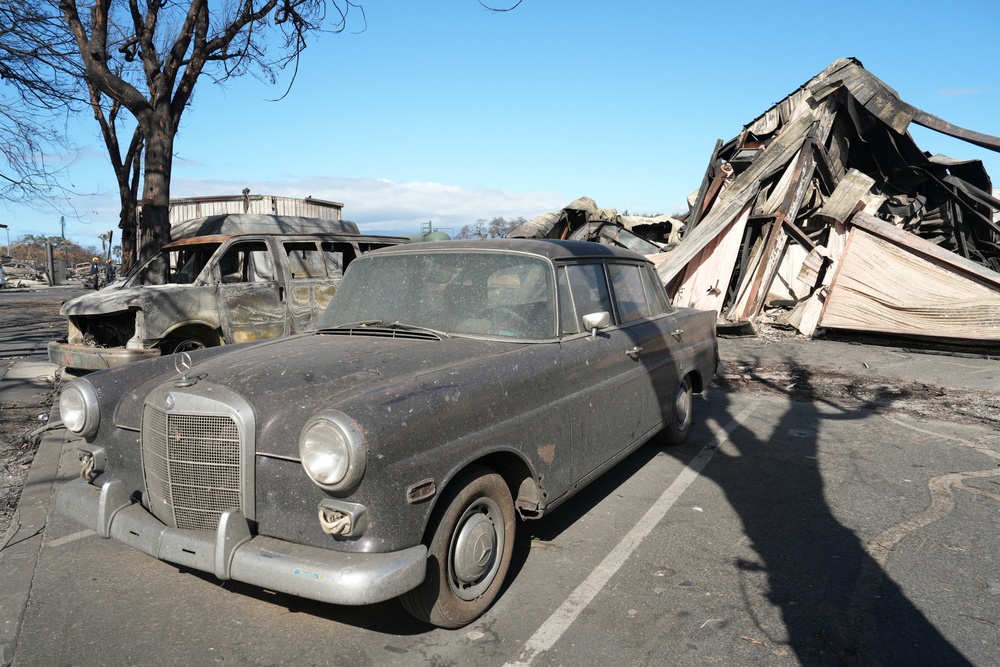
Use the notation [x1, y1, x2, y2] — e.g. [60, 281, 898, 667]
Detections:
[56, 477, 427, 606]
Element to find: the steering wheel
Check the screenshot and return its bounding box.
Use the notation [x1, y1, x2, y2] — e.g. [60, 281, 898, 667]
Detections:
[470, 306, 531, 334]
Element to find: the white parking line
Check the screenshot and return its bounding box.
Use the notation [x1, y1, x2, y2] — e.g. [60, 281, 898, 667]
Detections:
[47, 529, 95, 548]
[504, 402, 759, 667]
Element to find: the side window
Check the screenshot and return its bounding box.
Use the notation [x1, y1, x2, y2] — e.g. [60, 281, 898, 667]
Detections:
[557, 269, 579, 335]
[218, 242, 273, 284]
[172, 250, 206, 284]
[558, 263, 612, 335]
[644, 264, 671, 315]
[321, 242, 358, 279]
[284, 242, 327, 280]
[250, 248, 276, 282]
[609, 264, 652, 323]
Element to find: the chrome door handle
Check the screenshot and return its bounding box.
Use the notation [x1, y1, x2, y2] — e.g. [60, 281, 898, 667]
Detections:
[626, 346, 642, 359]
[671, 329, 684, 337]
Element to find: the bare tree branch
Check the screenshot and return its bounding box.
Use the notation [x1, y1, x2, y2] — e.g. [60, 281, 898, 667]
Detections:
[0, 1, 83, 203]
[49, 0, 367, 265]
[478, 0, 523, 11]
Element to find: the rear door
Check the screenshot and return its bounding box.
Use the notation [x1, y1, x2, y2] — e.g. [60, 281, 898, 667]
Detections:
[282, 239, 358, 333]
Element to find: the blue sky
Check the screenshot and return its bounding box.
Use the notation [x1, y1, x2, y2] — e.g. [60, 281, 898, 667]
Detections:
[5, 0, 1000, 251]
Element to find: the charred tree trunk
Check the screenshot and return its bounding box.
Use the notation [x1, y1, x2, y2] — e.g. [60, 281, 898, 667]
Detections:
[118, 191, 138, 271]
[118, 128, 143, 271]
[137, 111, 174, 266]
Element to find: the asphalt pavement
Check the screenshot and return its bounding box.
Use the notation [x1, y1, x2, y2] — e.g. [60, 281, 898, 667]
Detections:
[0, 313, 999, 666]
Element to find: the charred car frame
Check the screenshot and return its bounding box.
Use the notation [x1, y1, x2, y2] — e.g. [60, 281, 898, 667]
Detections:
[48, 214, 406, 370]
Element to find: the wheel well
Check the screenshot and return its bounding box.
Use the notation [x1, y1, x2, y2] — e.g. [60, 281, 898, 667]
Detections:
[162, 323, 223, 347]
[434, 452, 538, 529]
[687, 370, 704, 393]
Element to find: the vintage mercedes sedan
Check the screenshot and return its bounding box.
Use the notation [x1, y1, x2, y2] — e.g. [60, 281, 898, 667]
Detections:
[56, 239, 719, 628]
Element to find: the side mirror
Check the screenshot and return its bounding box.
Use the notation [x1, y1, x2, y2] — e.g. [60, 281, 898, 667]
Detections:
[582, 311, 611, 339]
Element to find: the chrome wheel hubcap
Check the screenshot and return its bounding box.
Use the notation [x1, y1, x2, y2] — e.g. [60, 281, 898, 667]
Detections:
[674, 383, 692, 431]
[449, 497, 503, 600]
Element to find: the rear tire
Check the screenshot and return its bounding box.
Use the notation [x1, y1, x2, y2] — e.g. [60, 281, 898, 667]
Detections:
[401, 465, 515, 628]
[662, 375, 694, 446]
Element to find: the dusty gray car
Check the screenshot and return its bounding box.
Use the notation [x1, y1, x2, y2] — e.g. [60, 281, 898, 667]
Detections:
[56, 239, 719, 627]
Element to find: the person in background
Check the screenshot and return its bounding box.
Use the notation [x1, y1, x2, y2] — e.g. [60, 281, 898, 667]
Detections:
[90, 257, 100, 290]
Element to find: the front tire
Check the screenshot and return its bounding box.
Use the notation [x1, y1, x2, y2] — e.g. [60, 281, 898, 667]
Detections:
[401, 465, 515, 628]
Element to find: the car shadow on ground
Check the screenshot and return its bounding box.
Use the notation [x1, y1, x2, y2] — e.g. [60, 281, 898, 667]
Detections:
[665, 361, 973, 666]
[180, 567, 433, 634]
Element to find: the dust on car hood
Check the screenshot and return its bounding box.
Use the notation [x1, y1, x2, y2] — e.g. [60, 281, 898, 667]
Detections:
[60, 284, 192, 316]
[114, 332, 527, 458]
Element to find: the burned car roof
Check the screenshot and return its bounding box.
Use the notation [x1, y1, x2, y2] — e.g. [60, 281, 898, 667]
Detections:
[161, 231, 406, 250]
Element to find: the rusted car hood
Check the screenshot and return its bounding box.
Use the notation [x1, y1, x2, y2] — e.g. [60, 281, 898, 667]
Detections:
[60, 284, 191, 316]
[114, 332, 526, 457]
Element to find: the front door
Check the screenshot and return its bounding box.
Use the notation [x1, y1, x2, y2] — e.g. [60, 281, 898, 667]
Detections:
[557, 262, 666, 484]
[216, 240, 288, 343]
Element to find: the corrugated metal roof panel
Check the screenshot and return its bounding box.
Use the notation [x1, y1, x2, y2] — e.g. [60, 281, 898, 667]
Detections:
[150, 194, 344, 224]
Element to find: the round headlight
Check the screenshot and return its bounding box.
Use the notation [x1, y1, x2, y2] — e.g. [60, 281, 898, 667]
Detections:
[299, 411, 366, 492]
[59, 380, 100, 438]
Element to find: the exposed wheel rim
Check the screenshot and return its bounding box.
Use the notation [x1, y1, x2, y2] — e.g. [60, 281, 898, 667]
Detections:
[172, 339, 207, 353]
[448, 497, 504, 601]
[674, 382, 692, 431]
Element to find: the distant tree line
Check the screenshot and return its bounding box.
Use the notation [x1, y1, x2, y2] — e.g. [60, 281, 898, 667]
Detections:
[6, 234, 105, 267]
[456, 216, 526, 239]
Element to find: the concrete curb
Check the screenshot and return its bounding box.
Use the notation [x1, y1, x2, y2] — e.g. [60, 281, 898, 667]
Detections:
[0, 418, 66, 667]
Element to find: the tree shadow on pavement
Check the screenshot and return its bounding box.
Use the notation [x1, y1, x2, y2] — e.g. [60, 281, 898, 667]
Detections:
[676, 361, 972, 666]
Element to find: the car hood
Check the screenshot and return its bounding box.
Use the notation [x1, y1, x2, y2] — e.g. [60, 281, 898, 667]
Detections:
[115, 332, 527, 458]
[60, 283, 195, 316]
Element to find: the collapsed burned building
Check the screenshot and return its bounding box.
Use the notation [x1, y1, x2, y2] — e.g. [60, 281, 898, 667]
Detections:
[507, 195, 682, 253]
[514, 58, 1000, 343]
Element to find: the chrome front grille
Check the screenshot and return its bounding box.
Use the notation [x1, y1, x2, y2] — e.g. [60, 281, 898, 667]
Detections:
[141, 404, 243, 531]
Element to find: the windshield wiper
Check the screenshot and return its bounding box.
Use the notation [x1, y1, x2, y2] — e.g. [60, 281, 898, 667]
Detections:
[318, 320, 385, 331]
[317, 320, 450, 338]
[382, 321, 452, 338]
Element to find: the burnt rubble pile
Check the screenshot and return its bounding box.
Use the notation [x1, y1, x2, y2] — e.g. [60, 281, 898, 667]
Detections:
[514, 58, 1000, 343]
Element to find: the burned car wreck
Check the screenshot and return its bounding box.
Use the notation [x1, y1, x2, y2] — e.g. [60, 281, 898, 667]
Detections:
[56, 239, 719, 627]
[48, 214, 406, 370]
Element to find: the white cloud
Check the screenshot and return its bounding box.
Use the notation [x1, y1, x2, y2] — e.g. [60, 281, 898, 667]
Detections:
[933, 86, 995, 98]
[169, 176, 568, 235]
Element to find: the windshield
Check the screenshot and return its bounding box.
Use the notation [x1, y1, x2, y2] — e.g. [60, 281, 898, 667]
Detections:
[319, 251, 556, 339]
[125, 244, 221, 286]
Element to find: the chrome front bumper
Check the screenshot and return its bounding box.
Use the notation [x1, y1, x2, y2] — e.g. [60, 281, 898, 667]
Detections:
[56, 478, 427, 606]
[48, 341, 161, 370]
